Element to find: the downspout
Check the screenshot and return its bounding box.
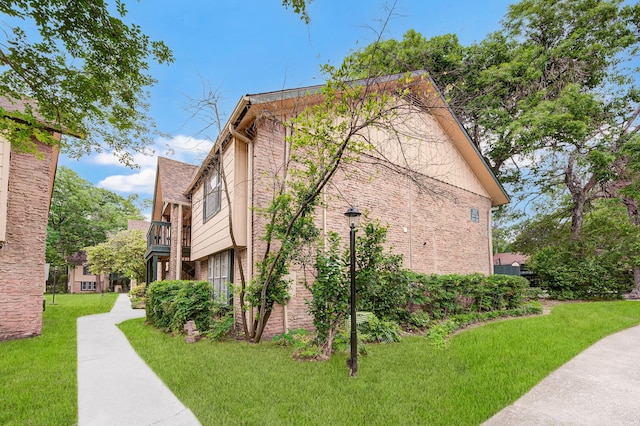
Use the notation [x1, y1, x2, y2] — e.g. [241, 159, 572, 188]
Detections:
[408, 177, 414, 271]
[176, 203, 182, 280]
[489, 206, 499, 274]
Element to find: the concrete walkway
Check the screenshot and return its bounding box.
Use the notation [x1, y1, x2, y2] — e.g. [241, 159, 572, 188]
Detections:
[77, 293, 201, 426]
[483, 323, 640, 425]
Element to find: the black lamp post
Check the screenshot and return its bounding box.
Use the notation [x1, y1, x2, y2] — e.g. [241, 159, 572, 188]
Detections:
[344, 206, 361, 377]
[51, 265, 58, 305]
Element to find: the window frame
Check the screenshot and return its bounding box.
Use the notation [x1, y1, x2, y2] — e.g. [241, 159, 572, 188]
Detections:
[80, 281, 96, 291]
[203, 159, 222, 222]
[207, 250, 233, 305]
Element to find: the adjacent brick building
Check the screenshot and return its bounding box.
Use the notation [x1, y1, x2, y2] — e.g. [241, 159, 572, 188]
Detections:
[0, 97, 63, 340]
[146, 72, 510, 338]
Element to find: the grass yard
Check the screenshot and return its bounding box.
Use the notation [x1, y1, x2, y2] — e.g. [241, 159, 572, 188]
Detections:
[0, 293, 117, 426]
[120, 301, 640, 425]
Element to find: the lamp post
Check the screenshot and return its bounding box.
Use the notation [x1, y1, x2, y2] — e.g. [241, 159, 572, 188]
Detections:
[51, 266, 58, 305]
[344, 206, 361, 377]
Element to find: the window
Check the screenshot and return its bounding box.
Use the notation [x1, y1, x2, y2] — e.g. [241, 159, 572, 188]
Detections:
[470, 207, 480, 223]
[203, 161, 221, 221]
[208, 251, 233, 304]
[81, 281, 96, 291]
[82, 265, 91, 275]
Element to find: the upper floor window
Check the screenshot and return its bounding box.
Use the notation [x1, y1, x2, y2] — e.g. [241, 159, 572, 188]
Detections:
[204, 160, 221, 221]
[82, 264, 91, 275]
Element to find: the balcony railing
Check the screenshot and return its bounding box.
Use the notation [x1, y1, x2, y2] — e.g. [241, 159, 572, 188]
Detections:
[147, 221, 171, 250]
[146, 221, 192, 256]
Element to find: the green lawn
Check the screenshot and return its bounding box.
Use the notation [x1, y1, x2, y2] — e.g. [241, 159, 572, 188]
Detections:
[0, 293, 117, 426]
[120, 301, 640, 425]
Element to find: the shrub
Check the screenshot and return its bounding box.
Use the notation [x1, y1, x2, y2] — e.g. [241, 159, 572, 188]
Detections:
[358, 315, 401, 344]
[130, 283, 146, 298]
[146, 280, 229, 335]
[408, 273, 530, 319]
[407, 310, 431, 329]
[208, 303, 235, 340]
[530, 244, 633, 300]
[273, 329, 313, 349]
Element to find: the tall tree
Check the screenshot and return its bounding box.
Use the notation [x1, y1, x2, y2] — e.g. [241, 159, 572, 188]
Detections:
[86, 229, 147, 283]
[47, 166, 143, 266]
[0, 0, 173, 164]
[347, 0, 639, 237]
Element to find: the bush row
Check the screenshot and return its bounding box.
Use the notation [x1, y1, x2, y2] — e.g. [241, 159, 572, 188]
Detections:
[530, 246, 633, 300]
[359, 271, 531, 324]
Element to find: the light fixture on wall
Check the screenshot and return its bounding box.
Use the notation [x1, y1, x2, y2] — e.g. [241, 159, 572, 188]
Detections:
[344, 206, 361, 377]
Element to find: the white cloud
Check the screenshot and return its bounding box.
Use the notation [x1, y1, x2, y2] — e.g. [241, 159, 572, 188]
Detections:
[98, 167, 157, 194]
[90, 134, 213, 169]
[94, 134, 214, 196]
[154, 135, 214, 164]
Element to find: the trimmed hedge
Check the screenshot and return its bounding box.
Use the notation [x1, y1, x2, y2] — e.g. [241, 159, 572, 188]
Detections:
[406, 273, 529, 320]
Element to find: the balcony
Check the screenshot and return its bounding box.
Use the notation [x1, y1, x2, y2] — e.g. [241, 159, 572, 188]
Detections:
[145, 221, 191, 258]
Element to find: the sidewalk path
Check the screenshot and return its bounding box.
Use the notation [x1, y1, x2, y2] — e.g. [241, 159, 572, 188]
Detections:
[77, 293, 201, 426]
[483, 323, 640, 425]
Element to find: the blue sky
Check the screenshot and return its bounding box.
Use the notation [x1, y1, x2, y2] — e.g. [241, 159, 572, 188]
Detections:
[58, 0, 515, 215]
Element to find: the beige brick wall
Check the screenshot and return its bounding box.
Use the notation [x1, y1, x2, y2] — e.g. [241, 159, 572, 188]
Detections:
[0, 145, 55, 340]
[248, 116, 494, 338]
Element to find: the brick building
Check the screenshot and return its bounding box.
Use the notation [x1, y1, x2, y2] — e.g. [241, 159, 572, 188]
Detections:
[145, 72, 510, 338]
[0, 99, 64, 340]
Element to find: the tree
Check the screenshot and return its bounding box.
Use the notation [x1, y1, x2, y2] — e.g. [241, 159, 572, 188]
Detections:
[281, 0, 311, 23]
[306, 231, 349, 358]
[349, 0, 639, 238]
[0, 0, 173, 165]
[47, 166, 143, 266]
[514, 200, 640, 299]
[86, 229, 147, 283]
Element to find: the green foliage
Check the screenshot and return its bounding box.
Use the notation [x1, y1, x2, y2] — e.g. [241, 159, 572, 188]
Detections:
[86, 229, 146, 282]
[207, 304, 235, 341]
[519, 200, 640, 299]
[346, 0, 640, 247]
[129, 283, 146, 309]
[0, 0, 173, 164]
[281, 0, 310, 23]
[130, 283, 146, 298]
[530, 245, 633, 299]
[306, 218, 533, 356]
[357, 313, 401, 344]
[355, 219, 407, 322]
[408, 273, 530, 319]
[407, 310, 431, 330]
[273, 329, 313, 348]
[47, 167, 143, 266]
[146, 280, 218, 334]
[305, 231, 348, 351]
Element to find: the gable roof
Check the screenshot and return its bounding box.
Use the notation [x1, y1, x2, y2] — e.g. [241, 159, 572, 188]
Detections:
[187, 71, 509, 206]
[151, 157, 198, 219]
[494, 252, 529, 266]
[127, 219, 150, 233]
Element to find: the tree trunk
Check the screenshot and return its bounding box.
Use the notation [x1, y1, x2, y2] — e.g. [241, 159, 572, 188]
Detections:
[622, 197, 640, 298]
